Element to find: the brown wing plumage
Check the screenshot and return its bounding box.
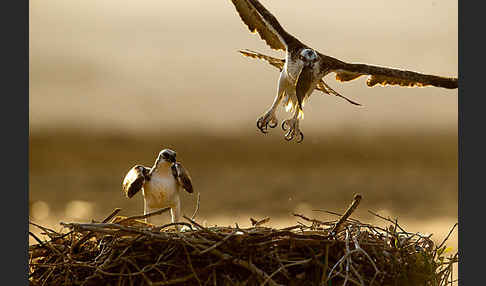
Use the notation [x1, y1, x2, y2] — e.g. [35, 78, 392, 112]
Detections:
[122, 165, 150, 199]
[233, 1, 457, 90]
[239, 49, 362, 106]
[241, 48, 457, 90]
[230, 0, 301, 51]
[239, 49, 285, 70]
[171, 162, 193, 194]
[326, 59, 458, 89]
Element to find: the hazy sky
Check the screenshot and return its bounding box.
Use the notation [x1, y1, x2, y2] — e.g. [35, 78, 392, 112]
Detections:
[30, 0, 458, 135]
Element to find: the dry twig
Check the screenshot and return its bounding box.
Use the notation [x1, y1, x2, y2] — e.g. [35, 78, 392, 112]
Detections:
[29, 197, 458, 286]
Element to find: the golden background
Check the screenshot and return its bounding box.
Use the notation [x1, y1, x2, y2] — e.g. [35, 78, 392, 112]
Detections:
[29, 0, 457, 251]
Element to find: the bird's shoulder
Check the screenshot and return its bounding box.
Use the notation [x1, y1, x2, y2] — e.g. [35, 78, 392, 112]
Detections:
[171, 162, 194, 194]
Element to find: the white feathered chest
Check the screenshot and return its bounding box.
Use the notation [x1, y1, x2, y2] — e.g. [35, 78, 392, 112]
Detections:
[122, 149, 194, 227]
[143, 163, 179, 209]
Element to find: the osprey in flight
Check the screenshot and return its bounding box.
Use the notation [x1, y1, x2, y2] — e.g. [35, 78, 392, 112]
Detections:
[230, 0, 458, 142]
[122, 149, 193, 229]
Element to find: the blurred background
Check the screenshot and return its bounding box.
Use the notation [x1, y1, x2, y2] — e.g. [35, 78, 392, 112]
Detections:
[29, 0, 457, 253]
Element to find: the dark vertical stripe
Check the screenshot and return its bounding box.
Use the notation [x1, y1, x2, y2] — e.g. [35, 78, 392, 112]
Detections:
[296, 65, 314, 108]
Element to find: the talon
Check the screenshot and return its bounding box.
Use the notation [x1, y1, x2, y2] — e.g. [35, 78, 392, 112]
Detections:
[297, 131, 304, 143]
[284, 128, 295, 141]
[257, 113, 278, 134]
[256, 119, 267, 134]
[268, 118, 278, 128]
[257, 119, 263, 130]
[282, 120, 289, 131]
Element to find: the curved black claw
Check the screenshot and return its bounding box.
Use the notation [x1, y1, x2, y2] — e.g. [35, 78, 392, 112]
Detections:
[296, 131, 304, 143]
[282, 119, 304, 143]
[281, 120, 289, 131]
[257, 119, 268, 134]
[257, 115, 278, 134]
[284, 128, 296, 142]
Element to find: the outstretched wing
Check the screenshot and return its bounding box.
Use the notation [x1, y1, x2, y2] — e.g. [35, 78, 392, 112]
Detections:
[322, 55, 458, 89]
[233, 1, 457, 90]
[171, 162, 193, 194]
[239, 49, 285, 69]
[239, 49, 362, 106]
[230, 0, 301, 51]
[122, 165, 150, 198]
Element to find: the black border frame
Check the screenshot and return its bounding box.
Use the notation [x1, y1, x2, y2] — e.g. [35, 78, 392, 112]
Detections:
[5, 0, 29, 284]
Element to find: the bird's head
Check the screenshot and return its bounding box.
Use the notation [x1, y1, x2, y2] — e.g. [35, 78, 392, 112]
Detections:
[299, 48, 318, 66]
[158, 149, 177, 164]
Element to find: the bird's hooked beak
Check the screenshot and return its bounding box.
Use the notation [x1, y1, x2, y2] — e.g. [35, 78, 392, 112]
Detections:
[305, 56, 318, 68]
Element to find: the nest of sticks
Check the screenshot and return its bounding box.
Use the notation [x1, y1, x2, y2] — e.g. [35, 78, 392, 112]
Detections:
[29, 195, 458, 286]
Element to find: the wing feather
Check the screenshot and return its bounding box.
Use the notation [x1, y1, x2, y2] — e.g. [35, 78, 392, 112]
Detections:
[231, 0, 300, 51]
[233, 1, 457, 90]
[122, 165, 150, 199]
[330, 62, 458, 89]
[171, 163, 193, 194]
[239, 49, 361, 106]
[239, 49, 285, 70]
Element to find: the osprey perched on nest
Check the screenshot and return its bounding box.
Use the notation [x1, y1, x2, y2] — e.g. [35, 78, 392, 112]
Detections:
[122, 149, 193, 229]
[230, 0, 458, 143]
